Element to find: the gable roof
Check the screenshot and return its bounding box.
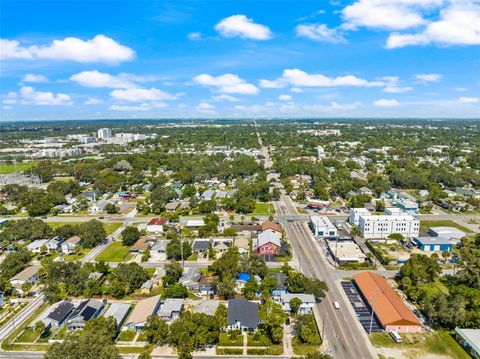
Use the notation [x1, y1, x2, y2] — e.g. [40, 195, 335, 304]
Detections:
[261, 221, 282, 233]
[147, 218, 168, 226]
[227, 298, 259, 329]
[47, 301, 74, 322]
[127, 295, 161, 325]
[65, 236, 81, 245]
[130, 237, 152, 251]
[11, 265, 40, 281]
[194, 299, 219, 316]
[70, 299, 103, 322]
[354, 272, 420, 327]
[159, 299, 184, 317]
[103, 302, 131, 326]
[257, 231, 281, 248]
[280, 293, 315, 304]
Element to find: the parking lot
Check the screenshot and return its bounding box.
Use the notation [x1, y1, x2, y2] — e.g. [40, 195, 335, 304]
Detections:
[341, 281, 382, 333]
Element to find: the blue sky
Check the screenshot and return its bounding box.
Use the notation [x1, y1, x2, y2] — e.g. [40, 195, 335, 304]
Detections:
[1, 0, 479, 120]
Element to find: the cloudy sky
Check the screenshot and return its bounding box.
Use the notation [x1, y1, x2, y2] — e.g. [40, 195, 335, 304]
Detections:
[1, 0, 480, 121]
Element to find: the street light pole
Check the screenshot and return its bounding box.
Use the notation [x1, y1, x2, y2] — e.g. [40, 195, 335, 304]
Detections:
[180, 235, 184, 269]
[369, 286, 377, 335]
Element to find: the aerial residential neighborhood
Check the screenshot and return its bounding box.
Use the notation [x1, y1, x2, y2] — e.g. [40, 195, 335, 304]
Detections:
[1, 1, 480, 359]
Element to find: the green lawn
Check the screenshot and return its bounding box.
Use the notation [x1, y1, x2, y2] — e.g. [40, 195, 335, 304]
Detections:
[247, 333, 271, 346]
[218, 332, 243, 346]
[116, 346, 147, 354]
[144, 268, 156, 277]
[16, 327, 41, 343]
[252, 202, 276, 215]
[420, 220, 472, 234]
[95, 241, 133, 262]
[370, 331, 470, 359]
[118, 330, 136, 342]
[216, 348, 243, 355]
[47, 221, 80, 229]
[103, 222, 122, 235]
[0, 162, 38, 174]
[63, 247, 91, 261]
[292, 343, 320, 355]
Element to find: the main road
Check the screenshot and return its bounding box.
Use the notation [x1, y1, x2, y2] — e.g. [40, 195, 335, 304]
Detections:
[276, 192, 377, 359]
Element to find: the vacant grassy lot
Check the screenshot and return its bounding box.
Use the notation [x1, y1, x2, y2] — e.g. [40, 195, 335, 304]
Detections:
[371, 331, 470, 359]
[95, 241, 133, 262]
[420, 220, 471, 234]
[47, 221, 122, 235]
[0, 162, 38, 174]
[16, 327, 41, 343]
[63, 247, 91, 262]
[252, 202, 275, 215]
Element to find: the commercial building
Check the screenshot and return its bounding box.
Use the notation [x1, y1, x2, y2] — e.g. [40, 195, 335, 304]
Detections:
[428, 227, 466, 243]
[326, 239, 367, 263]
[359, 215, 419, 239]
[310, 216, 338, 238]
[413, 237, 452, 252]
[97, 128, 112, 139]
[348, 208, 371, 226]
[353, 272, 421, 333]
[455, 328, 480, 359]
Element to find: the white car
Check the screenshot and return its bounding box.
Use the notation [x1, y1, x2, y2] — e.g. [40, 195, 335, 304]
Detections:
[333, 301, 340, 309]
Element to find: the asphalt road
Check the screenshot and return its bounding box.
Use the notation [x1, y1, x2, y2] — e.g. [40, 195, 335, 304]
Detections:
[276, 193, 377, 359]
[0, 295, 46, 342]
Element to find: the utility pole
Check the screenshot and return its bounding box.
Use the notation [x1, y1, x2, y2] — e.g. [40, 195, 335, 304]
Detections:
[180, 235, 184, 269]
[369, 286, 377, 335]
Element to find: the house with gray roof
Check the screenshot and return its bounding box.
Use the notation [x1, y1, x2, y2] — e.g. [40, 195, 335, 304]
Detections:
[194, 300, 219, 316]
[226, 298, 259, 332]
[40, 300, 74, 329]
[279, 293, 315, 314]
[179, 268, 201, 290]
[103, 302, 131, 328]
[159, 299, 184, 322]
[67, 299, 105, 331]
[150, 240, 169, 261]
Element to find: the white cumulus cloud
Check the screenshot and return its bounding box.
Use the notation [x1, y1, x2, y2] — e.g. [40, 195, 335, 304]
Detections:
[18, 86, 72, 105]
[296, 24, 346, 43]
[0, 35, 135, 63]
[187, 32, 202, 41]
[110, 102, 167, 111]
[195, 101, 216, 114]
[374, 98, 400, 107]
[193, 73, 259, 94]
[215, 15, 272, 40]
[386, 3, 480, 48]
[212, 94, 240, 102]
[70, 70, 135, 88]
[84, 97, 103, 105]
[22, 74, 49, 83]
[110, 87, 177, 102]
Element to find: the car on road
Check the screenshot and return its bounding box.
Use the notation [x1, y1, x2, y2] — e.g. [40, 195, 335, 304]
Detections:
[333, 301, 340, 309]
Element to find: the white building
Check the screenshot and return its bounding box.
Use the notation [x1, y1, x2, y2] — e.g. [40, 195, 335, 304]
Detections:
[348, 208, 371, 226]
[317, 145, 327, 160]
[97, 128, 112, 139]
[384, 207, 404, 216]
[359, 215, 419, 239]
[310, 216, 338, 238]
[279, 293, 315, 314]
[326, 240, 366, 263]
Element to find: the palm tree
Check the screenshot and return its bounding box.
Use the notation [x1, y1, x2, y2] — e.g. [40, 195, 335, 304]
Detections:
[441, 250, 451, 264]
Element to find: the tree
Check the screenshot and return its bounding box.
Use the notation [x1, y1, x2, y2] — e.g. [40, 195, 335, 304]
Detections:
[216, 276, 236, 299]
[290, 297, 302, 315]
[0, 250, 32, 292]
[287, 271, 328, 300]
[163, 260, 183, 287]
[242, 254, 267, 278]
[143, 315, 169, 345]
[260, 300, 287, 344]
[441, 250, 451, 264]
[209, 248, 241, 280]
[242, 277, 258, 299]
[214, 304, 228, 329]
[121, 226, 140, 246]
[399, 254, 441, 286]
[299, 353, 332, 359]
[260, 275, 277, 296]
[78, 220, 107, 248]
[388, 233, 404, 241]
[293, 314, 321, 345]
[105, 203, 119, 214]
[167, 239, 192, 261]
[108, 263, 149, 298]
[46, 317, 119, 359]
[164, 284, 188, 298]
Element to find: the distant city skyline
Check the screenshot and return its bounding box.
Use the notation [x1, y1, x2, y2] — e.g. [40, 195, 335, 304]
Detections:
[1, 0, 480, 121]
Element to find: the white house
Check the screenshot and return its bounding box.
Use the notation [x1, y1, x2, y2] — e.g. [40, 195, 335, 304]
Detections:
[61, 236, 82, 254]
[310, 216, 338, 238]
[25, 239, 48, 253]
[359, 215, 419, 239]
[279, 293, 315, 314]
[10, 266, 41, 294]
[146, 218, 168, 233]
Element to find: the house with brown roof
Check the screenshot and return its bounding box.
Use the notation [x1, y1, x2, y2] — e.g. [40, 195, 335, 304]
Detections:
[10, 265, 41, 294]
[124, 295, 161, 331]
[130, 237, 153, 253]
[62, 236, 82, 254]
[353, 272, 421, 333]
[261, 221, 282, 236]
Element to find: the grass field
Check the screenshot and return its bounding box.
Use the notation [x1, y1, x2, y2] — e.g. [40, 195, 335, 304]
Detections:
[218, 332, 243, 346]
[252, 202, 275, 215]
[117, 330, 136, 342]
[63, 247, 91, 261]
[95, 241, 133, 262]
[16, 327, 42, 343]
[420, 220, 472, 234]
[47, 221, 122, 235]
[0, 162, 38, 174]
[370, 331, 470, 359]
